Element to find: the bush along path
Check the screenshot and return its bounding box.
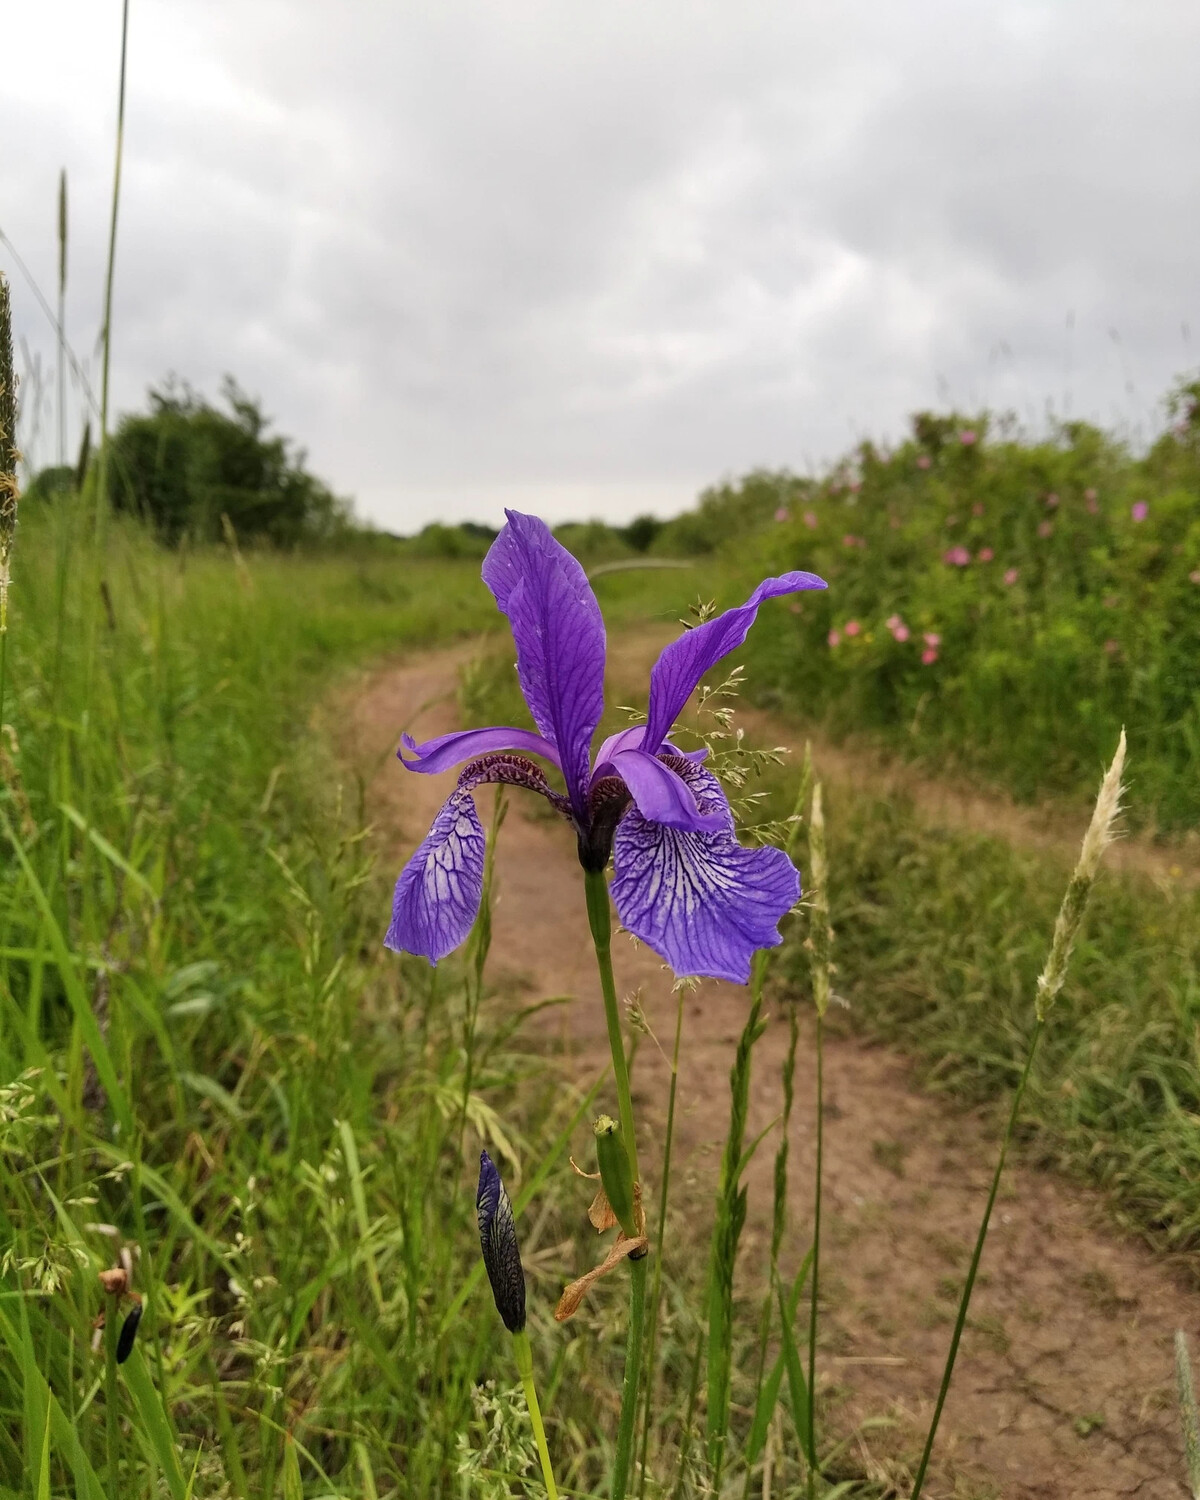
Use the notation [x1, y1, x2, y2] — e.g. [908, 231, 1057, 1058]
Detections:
[345, 630, 1200, 1499]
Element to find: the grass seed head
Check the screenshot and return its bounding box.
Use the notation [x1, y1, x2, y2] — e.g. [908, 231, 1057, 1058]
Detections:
[807, 779, 833, 1017]
[1176, 1330, 1200, 1499]
[1036, 729, 1126, 1019]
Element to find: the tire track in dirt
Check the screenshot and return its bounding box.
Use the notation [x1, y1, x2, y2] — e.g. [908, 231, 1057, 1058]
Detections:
[342, 635, 1197, 1499]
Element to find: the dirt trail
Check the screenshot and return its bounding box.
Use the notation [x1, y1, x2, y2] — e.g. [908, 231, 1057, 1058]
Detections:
[343, 633, 1198, 1499]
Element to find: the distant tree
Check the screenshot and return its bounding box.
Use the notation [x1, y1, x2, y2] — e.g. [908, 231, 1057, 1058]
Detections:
[108, 376, 350, 544]
[622, 514, 662, 553]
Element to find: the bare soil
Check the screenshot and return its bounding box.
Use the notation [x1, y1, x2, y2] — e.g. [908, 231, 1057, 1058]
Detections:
[341, 633, 1198, 1499]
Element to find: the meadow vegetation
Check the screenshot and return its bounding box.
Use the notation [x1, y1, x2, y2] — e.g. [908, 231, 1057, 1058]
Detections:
[5, 203, 1200, 1492]
[689, 391, 1200, 831]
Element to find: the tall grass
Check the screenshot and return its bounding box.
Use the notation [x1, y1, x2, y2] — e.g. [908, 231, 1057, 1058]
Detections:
[0, 496, 604, 1495]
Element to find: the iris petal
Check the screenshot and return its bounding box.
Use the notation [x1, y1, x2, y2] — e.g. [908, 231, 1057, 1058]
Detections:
[642, 571, 826, 754]
[608, 748, 726, 832]
[385, 787, 486, 964]
[399, 725, 561, 775]
[482, 511, 606, 819]
[610, 763, 800, 983]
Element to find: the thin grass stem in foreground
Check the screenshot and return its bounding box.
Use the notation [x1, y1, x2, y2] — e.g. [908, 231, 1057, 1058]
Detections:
[637, 981, 686, 1499]
[909, 731, 1126, 1499]
[804, 780, 832, 1495]
[706, 947, 768, 1489]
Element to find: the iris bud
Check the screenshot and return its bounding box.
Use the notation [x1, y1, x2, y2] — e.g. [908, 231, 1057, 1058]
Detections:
[477, 1151, 526, 1334]
[116, 1301, 143, 1365]
[593, 1115, 637, 1240]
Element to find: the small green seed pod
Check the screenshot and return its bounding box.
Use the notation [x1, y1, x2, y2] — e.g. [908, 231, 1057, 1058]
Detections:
[593, 1114, 637, 1239]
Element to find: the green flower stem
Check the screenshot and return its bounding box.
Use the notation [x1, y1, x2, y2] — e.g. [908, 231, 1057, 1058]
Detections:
[805, 1012, 824, 1498]
[584, 870, 639, 1180]
[637, 983, 686, 1499]
[513, 1329, 560, 1500]
[583, 867, 646, 1500]
[909, 1019, 1044, 1500]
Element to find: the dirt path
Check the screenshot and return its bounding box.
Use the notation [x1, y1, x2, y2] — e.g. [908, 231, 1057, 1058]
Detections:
[343, 633, 1197, 1499]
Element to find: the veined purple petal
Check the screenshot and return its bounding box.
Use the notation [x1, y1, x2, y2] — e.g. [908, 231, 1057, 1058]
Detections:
[642, 572, 827, 754]
[610, 762, 800, 983]
[385, 788, 486, 964]
[609, 748, 726, 833]
[593, 724, 647, 772]
[593, 726, 706, 781]
[482, 512, 606, 819]
[399, 725, 560, 775]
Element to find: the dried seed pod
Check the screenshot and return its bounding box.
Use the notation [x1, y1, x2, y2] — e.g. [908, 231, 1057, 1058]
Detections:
[98, 1266, 128, 1296]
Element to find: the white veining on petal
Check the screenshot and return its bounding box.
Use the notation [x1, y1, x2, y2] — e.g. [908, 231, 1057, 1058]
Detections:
[611, 762, 799, 983]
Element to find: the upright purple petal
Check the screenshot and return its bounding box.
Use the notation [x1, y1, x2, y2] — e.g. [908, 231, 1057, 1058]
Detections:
[482, 511, 606, 818]
[608, 748, 726, 833]
[385, 788, 486, 964]
[610, 763, 800, 983]
[642, 572, 826, 754]
[399, 725, 561, 775]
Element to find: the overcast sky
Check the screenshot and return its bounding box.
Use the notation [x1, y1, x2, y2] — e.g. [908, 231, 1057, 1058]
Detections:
[6, 2, 1199, 531]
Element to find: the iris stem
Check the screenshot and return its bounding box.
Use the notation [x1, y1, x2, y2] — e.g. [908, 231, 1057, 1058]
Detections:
[513, 1329, 560, 1500]
[583, 867, 647, 1500]
[909, 1019, 1044, 1499]
[805, 1012, 823, 1497]
[636, 982, 686, 1498]
[584, 869, 638, 1179]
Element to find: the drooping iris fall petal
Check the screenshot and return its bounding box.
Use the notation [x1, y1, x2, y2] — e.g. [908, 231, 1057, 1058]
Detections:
[385, 787, 486, 964]
[386, 753, 569, 962]
[610, 761, 801, 983]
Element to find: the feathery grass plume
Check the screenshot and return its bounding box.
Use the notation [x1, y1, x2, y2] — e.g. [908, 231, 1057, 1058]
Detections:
[1178, 1332, 1200, 1497]
[1177, 1332, 1200, 1499]
[0, 272, 19, 638]
[1036, 728, 1126, 1019]
[909, 729, 1128, 1500]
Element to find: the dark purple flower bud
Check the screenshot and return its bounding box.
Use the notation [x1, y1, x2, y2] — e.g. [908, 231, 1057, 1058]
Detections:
[477, 1151, 526, 1334]
[116, 1300, 143, 1364]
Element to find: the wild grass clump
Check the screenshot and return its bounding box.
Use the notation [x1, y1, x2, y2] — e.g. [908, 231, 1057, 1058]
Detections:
[0, 492, 596, 1495]
[772, 768, 1200, 1255]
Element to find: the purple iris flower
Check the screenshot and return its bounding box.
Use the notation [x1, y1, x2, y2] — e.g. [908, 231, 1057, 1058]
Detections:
[384, 511, 827, 983]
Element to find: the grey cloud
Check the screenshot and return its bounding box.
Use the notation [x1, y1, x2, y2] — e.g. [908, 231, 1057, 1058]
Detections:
[4, 0, 1198, 528]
